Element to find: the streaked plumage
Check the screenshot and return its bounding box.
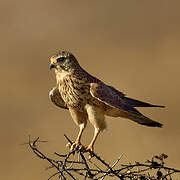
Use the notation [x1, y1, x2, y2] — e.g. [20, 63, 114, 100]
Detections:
[49, 50, 164, 152]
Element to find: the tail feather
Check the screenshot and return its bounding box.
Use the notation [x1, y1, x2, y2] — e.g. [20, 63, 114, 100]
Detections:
[128, 113, 163, 128]
[125, 97, 165, 108]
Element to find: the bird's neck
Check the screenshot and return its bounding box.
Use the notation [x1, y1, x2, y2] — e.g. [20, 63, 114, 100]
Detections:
[55, 70, 68, 84]
[56, 65, 89, 79]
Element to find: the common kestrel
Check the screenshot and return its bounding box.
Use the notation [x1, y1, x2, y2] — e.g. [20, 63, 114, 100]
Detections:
[49, 50, 164, 152]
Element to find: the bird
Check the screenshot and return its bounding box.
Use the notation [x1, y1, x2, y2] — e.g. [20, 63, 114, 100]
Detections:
[49, 50, 164, 153]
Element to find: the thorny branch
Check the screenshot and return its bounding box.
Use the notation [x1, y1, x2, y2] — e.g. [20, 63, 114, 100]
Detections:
[28, 135, 180, 179]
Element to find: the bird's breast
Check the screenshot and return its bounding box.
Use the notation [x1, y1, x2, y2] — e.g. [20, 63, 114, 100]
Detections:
[58, 75, 91, 111]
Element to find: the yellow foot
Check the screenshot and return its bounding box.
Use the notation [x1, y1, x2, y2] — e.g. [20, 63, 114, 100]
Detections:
[87, 146, 95, 159]
[80, 145, 94, 158]
[85, 145, 94, 153]
[66, 142, 85, 152]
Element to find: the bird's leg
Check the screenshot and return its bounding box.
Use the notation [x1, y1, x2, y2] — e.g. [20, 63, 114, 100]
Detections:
[72, 124, 85, 150]
[66, 124, 85, 151]
[86, 128, 100, 152]
[84, 104, 105, 153]
[67, 108, 88, 151]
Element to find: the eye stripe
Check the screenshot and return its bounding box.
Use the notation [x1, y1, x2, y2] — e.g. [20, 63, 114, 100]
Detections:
[57, 56, 65, 62]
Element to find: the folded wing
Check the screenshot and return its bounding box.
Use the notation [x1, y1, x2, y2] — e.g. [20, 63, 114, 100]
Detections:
[49, 87, 68, 110]
[90, 82, 163, 127]
[90, 82, 142, 113]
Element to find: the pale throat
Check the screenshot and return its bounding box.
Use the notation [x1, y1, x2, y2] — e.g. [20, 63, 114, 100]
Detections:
[55, 70, 71, 84]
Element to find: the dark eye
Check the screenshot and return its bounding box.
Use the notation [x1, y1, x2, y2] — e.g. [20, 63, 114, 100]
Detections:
[57, 56, 65, 62]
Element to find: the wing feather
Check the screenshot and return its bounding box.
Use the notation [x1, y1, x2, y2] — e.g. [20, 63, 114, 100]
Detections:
[49, 87, 68, 109]
[90, 82, 127, 110]
[90, 82, 142, 115]
[90, 82, 163, 127]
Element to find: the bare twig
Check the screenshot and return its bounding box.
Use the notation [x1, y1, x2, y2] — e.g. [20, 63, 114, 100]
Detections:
[28, 135, 180, 179]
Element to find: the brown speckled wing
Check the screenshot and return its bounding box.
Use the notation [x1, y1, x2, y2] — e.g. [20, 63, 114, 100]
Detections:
[49, 87, 68, 110]
[90, 82, 163, 127]
[90, 82, 142, 115]
[90, 82, 126, 110]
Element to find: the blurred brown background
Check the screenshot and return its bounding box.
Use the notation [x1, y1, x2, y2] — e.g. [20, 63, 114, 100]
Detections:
[1, 0, 180, 179]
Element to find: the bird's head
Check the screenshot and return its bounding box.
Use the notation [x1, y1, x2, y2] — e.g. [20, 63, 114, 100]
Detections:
[49, 50, 79, 72]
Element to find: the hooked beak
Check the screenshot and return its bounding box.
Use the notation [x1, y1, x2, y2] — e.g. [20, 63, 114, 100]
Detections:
[49, 64, 56, 70]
